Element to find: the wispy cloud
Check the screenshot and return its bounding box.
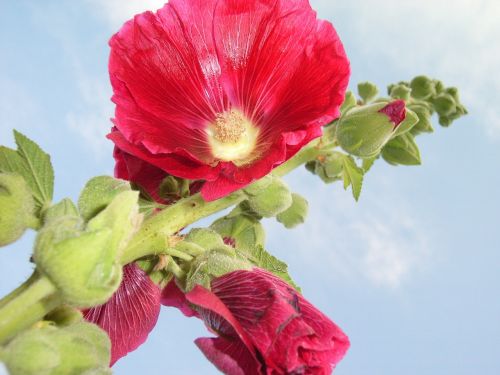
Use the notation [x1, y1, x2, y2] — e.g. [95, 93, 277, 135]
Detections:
[271, 172, 430, 289]
[314, 0, 500, 140]
[85, 0, 168, 30]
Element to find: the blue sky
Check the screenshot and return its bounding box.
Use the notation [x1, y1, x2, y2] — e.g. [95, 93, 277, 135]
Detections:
[1, 1, 499, 374]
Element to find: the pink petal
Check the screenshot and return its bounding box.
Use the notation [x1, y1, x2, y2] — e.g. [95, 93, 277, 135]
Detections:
[83, 264, 161, 365]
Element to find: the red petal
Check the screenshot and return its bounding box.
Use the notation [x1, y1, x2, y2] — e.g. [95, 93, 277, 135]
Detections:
[161, 279, 199, 318]
[379, 99, 406, 127]
[195, 337, 261, 375]
[83, 264, 161, 365]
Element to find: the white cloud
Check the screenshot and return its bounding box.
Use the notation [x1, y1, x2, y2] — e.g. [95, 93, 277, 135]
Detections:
[86, 0, 168, 29]
[313, 0, 500, 140]
[271, 173, 430, 289]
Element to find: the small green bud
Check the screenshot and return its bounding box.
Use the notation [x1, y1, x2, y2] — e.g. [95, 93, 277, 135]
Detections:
[0, 173, 36, 246]
[340, 91, 357, 114]
[357, 82, 379, 103]
[382, 133, 422, 166]
[434, 79, 445, 94]
[336, 101, 410, 158]
[245, 177, 292, 218]
[408, 103, 434, 135]
[210, 214, 265, 253]
[389, 84, 411, 100]
[35, 191, 141, 307]
[158, 176, 191, 200]
[433, 93, 456, 116]
[78, 176, 130, 221]
[45, 305, 83, 327]
[43, 199, 79, 225]
[276, 193, 308, 228]
[308, 152, 345, 183]
[2, 322, 111, 375]
[410, 75, 435, 99]
[183, 228, 225, 251]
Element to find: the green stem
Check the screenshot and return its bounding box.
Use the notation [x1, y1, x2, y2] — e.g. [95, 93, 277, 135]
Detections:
[0, 273, 38, 309]
[163, 248, 193, 261]
[121, 191, 247, 264]
[0, 274, 59, 344]
[166, 257, 185, 279]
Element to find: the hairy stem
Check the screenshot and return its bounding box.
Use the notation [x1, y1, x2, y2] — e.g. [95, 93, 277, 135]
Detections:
[0, 274, 59, 344]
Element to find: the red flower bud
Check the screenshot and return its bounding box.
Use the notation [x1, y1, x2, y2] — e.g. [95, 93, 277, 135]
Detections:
[378, 99, 406, 127]
[162, 268, 350, 374]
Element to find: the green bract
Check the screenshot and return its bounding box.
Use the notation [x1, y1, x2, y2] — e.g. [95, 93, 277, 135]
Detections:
[0, 173, 36, 246]
[34, 191, 141, 307]
[2, 322, 111, 375]
[277, 193, 308, 229]
[357, 82, 379, 103]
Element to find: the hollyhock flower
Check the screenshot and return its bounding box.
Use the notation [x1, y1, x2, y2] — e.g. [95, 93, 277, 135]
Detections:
[108, 0, 350, 201]
[83, 263, 161, 365]
[162, 268, 350, 374]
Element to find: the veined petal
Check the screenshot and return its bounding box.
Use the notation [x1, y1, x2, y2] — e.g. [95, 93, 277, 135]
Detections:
[83, 264, 161, 365]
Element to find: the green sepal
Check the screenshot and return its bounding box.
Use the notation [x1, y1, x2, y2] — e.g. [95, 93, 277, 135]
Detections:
[305, 152, 344, 184]
[391, 108, 419, 138]
[357, 82, 379, 103]
[0, 173, 37, 246]
[0, 131, 54, 216]
[276, 193, 308, 229]
[78, 176, 131, 222]
[43, 199, 79, 225]
[2, 321, 111, 375]
[45, 306, 83, 327]
[408, 103, 434, 135]
[382, 133, 422, 166]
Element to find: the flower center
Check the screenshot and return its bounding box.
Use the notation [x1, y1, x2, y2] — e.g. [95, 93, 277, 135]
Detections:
[207, 110, 259, 165]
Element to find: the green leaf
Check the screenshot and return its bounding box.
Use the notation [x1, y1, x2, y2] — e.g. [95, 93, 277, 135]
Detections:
[342, 155, 364, 201]
[0, 131, 54, 215]
[237, 245, 300, 291]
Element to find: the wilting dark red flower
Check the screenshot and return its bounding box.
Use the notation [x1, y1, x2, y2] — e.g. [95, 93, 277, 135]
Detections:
[162, 268, 350, 374]
[83, 264, 161, 365]
[108, 0, 350, 201]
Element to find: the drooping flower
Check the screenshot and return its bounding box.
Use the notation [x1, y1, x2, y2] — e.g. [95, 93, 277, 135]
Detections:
[162, 268, 350, 374]
[108, 0, 350, 201]
[83, 263, 161, 365]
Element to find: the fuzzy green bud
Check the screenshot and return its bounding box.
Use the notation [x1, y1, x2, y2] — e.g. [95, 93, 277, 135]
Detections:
[336, 100, 411, 158]
[408, 103, 434, 135]
[35, 191, 141, 307]
[210, 213, 265, 253]
[357, 82, 379, 103]
[244, 177, 292, 218]
[389, 84, 411, 100]
[78, 176, 130, 221]
[180, 229, 252, 291]
[306, 152, 344, 183]
[410, 75, 435, 99]
[2, 322, 110, 375]
[433, 93, 457, 117]
[0, 173, 36, 246]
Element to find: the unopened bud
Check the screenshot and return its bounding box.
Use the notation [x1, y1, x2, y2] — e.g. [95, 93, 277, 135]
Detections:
[336, 100, 415, 158]
[357, 82, 379, 103]
[410, 76, 435, 99]
[433, 93, 457, 117]
[211, 214, 265, 253]
[2, 322, 110, 375]
[389, 84, 411, 100]
[276, 193, 308, 229]
[245, 177, 292, 218]
[0, 173, 36, 246]
[35, 191, 141, 307]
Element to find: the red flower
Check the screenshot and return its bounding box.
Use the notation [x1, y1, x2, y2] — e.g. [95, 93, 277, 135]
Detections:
[162, 268, 350, 374]
[83, 264, 161, 365]
[108, 0, 350, 201]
